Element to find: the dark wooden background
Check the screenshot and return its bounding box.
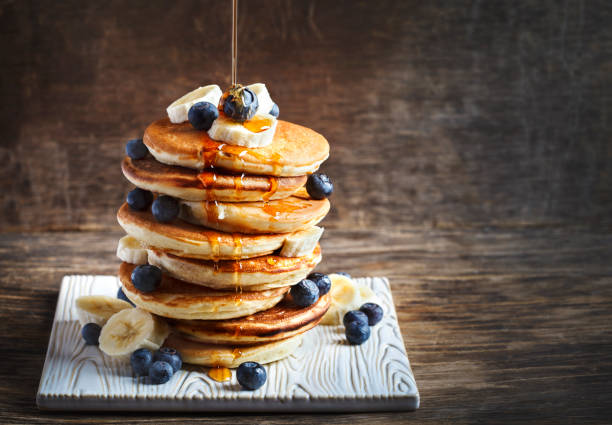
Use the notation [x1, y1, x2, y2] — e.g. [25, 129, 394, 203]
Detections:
[1, 0, 612, 423]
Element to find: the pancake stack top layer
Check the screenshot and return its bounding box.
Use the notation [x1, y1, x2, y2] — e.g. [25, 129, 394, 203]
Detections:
[115, 84, 333, 368]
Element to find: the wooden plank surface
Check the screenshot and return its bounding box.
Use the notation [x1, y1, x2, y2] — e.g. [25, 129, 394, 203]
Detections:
[1, 228, 611, 424]
[1, 0, 611, 232]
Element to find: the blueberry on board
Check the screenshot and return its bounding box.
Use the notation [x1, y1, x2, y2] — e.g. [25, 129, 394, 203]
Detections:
[343, 310, 369, 328]
[154, 347, 182, 373]
[81, 323, 101, 345]
[131, 264, 162, 293]
[149, 361, 173, 384]
[126, 188, 153, 211]
[307, 272, 331, 296]
[305, 173, 333, 200]
[117, 286, 135, 306]
[131, 348, 153, 376]
[126, 138, 148, 160]
[360, 302, 384, 326]
[336, 272, 351, 279]
[290, 279, 319, 308]
[151, 195, 179, 223]
[188, 101, 219, 131]
[222, 86, 259, 122]
[269, 103, 279, 118]
[237, 362, 267, 390]
[345, 320, 371, 345]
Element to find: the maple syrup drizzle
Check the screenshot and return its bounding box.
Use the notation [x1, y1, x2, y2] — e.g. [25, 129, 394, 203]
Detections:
[234, 173, 244, 195]
[243, 116, 272, 133]
[232, 347, 243, 360]
[261, 197, 310, 221]
[209, 365, 231, 382]
[208, 234, 221, 260]
[233, 325, 242, 338]
[231, 0, 238, 86]
[262, 176, 279, 202]
[205, 200, 219, 224]
[197, 171, 217, 200]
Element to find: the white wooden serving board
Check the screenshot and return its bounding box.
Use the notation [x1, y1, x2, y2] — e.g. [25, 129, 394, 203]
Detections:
[37, 275, 419, 412]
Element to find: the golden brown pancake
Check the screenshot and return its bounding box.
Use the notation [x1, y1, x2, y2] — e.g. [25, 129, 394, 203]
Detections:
[122, 157, 306, 202]
[147, 244, 321, 291]
[119, 262, 289, 320]
[117, 203, 293, 260]
[179, 195, 330, 234]
[171, 292, 330, 345]
[143, 118, 329, 176]
[164, 332, 303, 367]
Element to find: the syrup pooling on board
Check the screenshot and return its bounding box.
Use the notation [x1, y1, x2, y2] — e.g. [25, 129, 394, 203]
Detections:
[209, 365, 231, 382]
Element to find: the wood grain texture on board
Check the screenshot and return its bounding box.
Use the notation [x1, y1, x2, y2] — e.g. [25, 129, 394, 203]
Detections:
[1, 0, 611, 232]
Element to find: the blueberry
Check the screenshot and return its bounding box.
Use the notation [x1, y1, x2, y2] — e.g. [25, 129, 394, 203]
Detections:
[236, 362, 267, 390]
[305, 173, 333, 200]
[81, 323, 101, 345]
[151, 195, 179, 223]
[290, 279, 319, 308]
[307, 272, 331, 296]
[269, 103, 279, 118]
[117, 286, 135, 306]
[131, 348, 153, 376]
[336, 272, 351, 279]
[188, 101, 219, 131]
[360, 302, 384, 326]
[131, 264, 162, 293]
[126, 138, 148, 160]
[343, 310, 368, 328]
[154, 347, 182, 373]
[126, 188, 153, 211]
[345, 320, 370, 345]
[222, 85, 259, 122]
[149, 361, 173, 384]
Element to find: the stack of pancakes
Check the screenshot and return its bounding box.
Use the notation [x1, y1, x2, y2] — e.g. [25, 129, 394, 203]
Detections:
[117, 117, 332, 368]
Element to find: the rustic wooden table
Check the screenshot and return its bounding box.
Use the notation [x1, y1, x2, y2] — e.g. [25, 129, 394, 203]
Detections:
[2, 0, 611, 423]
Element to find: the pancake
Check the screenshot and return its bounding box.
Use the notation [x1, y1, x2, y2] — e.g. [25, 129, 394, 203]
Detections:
[122, 157, 306, 202]
[171, 292, 330, 345]
[179, 195, 330, 234]
[164, 333, 303, 367]
[147, 244, 322, 291]
[119, 262, 289, 320]
[143, 118, 329, 176]
[117, 203, 293, 260]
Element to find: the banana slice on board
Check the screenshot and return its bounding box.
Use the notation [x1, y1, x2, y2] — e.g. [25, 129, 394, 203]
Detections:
[116, 235, 148, 265]
[75, 295, 133, 326]
[166, 85, 223, 124]
[99, 308, 170, 357]
[319, 274, 382, 325]
[320, 274, 361, 325]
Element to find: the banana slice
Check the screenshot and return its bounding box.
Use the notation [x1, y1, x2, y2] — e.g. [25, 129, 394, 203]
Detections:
[75, 295, 133, 326]
[167, 85, 223, 124]
[248, 83, 275, 116]
[99, 308, 170, 357]
[320, 274, 361, 325]
[319, 274, 382, 325]
[280, 226, 324, 257]
[207, 113, 277, 148]
[358, 284, 380, 305]
[116, 235, 148, 265]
